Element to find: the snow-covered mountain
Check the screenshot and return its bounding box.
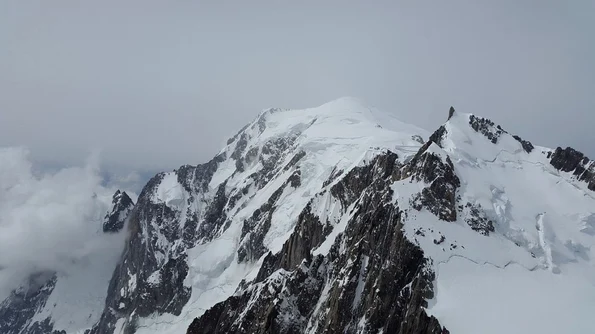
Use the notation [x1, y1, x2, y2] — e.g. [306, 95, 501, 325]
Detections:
[2, 97, 594, 334]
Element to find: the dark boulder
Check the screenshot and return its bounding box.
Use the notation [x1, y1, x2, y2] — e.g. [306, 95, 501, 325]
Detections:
[549, 147, 595, 191]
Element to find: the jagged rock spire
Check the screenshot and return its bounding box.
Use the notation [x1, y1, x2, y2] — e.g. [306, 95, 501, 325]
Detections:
[448, 106, 455, 120]
[103, 190, 134, 233]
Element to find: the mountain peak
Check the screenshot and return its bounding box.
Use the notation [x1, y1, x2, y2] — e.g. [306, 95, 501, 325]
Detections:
[448, 106, 456, 120]
[102, 190, 134, 233]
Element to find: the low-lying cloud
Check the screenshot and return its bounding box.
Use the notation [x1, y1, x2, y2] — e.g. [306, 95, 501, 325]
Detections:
[0, 147, 129, 300]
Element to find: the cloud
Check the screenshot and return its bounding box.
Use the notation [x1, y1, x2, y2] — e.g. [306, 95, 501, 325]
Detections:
[0, 147, 127, 300]
[0, 1, 593, 173]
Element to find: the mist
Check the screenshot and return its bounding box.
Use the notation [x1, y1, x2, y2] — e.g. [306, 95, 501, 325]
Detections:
[0, 147, 127, 300]
[1, 1, 594, 173]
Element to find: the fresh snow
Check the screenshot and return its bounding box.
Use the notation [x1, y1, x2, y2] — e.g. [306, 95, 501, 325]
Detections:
[429, 257, 595, 334]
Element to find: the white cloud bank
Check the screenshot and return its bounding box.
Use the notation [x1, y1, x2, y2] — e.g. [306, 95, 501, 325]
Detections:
[0, 147, 130, 300]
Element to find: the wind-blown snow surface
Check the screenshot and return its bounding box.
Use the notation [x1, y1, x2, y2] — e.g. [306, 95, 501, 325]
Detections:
[129, 97, 430, 333]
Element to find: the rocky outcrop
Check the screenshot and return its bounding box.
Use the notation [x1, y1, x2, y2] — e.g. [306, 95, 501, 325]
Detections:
[238, 183, 287, 263]
[331, 151, 401, 208]
[512, 135, 534, 153]
[428, 126, 447, 148]
[448, 106, 455, 120]
[199, 180, 230, 243]
[254, 203, 329, 283]
[461, 202, 494, 236]
[469, 115, 506, 144]
[467, 115, 534, 153]
[89, 207, 193, 333]
[549, 147, 595, 191]
[177, 152, 226, 194]
[405, 143, 461, 222]
[103, 190, 135, 233]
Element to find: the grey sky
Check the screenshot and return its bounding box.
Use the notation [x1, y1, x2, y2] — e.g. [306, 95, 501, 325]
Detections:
[1, 1, 594, 172]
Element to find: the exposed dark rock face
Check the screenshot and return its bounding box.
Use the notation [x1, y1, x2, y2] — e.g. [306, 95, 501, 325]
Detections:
[238, 181, 290, 263]
[549, 147, 595, 191]
[135, 254, 191, 316]
[405, 143, 460, 222]
[190, 256, 327, 334]
[331, 151, 401, 209]
[232, 134, 249, 172]
[467, 115, 534, 153]
[103, 190, 135, 233]
[187, 153, 448, 334]
[288, 169, 301, 188]
[230, 133, 249, 162]
[89, 209, 192, 333]
[254, 203, 329, 283]
[199, 180, 230, 242]
[255, 153, 402, 284]
[448, 106, 455, 120]
[412, 135, 425, 144]
[512, 135, 534, 153]
[461, 203, 495, 236]
[177, 152, 227, 194]
[428, 126, 447, 148]
[0, 272, 65, 334]
[469, 115, 506, 144]
[90, 151, 231, 334]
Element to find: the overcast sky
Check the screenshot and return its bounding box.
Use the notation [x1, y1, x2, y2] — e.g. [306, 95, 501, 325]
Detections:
[1, 1, 594, 173]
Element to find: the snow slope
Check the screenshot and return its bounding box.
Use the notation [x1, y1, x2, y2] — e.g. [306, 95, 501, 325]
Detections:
[396, 111, 595, 334]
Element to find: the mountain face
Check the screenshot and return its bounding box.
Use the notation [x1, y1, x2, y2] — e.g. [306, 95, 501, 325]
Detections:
[2, 97, 595, 334]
